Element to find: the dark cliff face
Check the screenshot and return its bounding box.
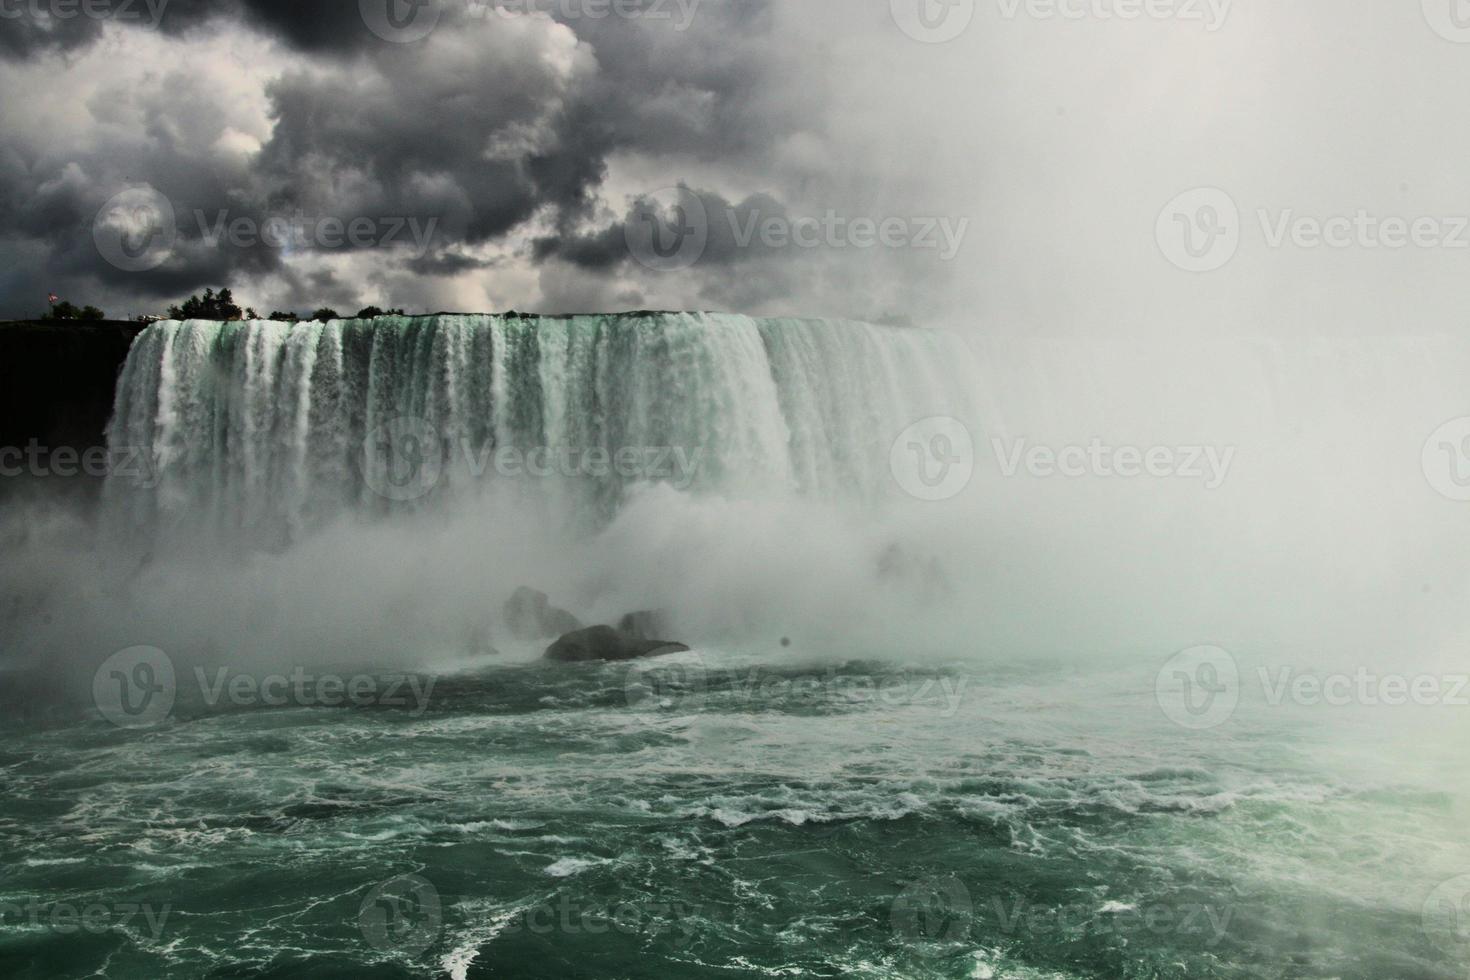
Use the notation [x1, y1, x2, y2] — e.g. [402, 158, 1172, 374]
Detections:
[0, 320, 146, 497]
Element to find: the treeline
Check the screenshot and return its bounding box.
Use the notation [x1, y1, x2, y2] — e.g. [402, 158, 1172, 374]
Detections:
[166, 289, 407, 323]
[40, 301, 105, 321]
[36, 288, 408, 324]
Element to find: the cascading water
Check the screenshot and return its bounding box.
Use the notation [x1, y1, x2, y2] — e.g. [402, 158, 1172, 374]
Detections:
[93, 317, 1470, 659]
[104, 313, 979, 541]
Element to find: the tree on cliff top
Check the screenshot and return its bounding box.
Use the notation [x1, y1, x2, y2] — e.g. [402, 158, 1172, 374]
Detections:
[41, 301, 105, 321]
[168, 288, 243, 321]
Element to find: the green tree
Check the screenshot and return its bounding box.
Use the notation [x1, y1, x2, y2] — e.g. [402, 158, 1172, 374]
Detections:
[41, 301, 106, 321]
[267, 311, 297, 322]
[167, 287, 243, 321]
[311, 308, 340, 321]
[356, 306, 406, 319]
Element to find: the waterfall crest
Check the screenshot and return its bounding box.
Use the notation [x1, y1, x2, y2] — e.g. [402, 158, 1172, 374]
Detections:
[104, 313, 977, 540]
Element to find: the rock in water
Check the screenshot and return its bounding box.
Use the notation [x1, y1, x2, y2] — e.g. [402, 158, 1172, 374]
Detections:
[505, 587, 583, 641]
[617, 610, 673, 641]
[544, 626, 690, 663]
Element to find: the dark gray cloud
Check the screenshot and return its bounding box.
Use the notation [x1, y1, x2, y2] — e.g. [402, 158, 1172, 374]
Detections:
[540, 188, 790, 270]
[0, 7, 102, 58]
[0, 0, 924, 321]
[0, 1, 409, 60]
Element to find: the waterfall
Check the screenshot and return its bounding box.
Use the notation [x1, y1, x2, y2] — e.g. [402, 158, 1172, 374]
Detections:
[103, 313, 978, 542]
[53, 316, 1470, 662]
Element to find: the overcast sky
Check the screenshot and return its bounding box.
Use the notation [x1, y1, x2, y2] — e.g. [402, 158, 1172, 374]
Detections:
[2, 0, 1469, 336]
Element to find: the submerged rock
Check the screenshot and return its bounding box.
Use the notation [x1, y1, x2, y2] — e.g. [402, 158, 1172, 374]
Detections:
[543, 626, 690, 663]
[877, 544, 954, 604]
[505, 587, 583, 642]
[616, 609, 673, 641]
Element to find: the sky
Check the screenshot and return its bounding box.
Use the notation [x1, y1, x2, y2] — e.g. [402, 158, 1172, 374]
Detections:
[2, 0, 1470, 336]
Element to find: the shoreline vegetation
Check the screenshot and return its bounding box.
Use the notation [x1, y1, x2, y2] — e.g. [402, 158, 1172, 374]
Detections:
[19, 290, 912, 327]
[8, 310, 734, 327]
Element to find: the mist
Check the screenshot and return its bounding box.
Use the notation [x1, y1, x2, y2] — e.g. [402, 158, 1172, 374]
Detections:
[6, 318, 1469, 709]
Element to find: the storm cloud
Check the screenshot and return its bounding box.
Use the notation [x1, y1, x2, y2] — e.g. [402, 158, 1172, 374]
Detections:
[0, 0, 898, 319]
[9, 1, 1468, 339]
